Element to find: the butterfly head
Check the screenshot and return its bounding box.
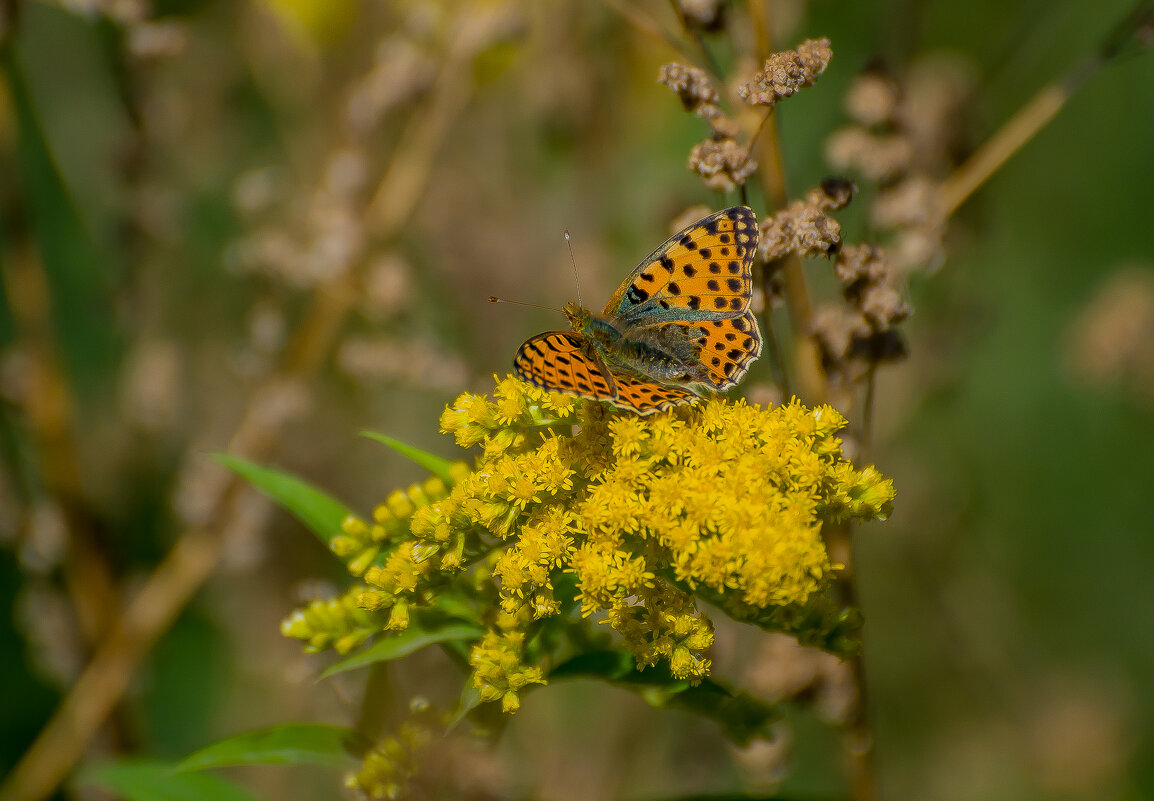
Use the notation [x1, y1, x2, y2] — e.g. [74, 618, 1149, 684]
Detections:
[562, 301, 591, 331]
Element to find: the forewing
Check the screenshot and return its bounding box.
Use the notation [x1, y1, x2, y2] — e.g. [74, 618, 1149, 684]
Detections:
[513, 331, 616, 401]
[611, 374, 700, 415]
[605, 206, 759, 324]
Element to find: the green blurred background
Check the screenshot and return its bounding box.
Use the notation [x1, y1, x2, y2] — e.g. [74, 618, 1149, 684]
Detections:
[1, 1, 1152, 799]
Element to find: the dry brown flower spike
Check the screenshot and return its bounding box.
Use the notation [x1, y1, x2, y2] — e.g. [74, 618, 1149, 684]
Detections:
[739, 38, 833, 108]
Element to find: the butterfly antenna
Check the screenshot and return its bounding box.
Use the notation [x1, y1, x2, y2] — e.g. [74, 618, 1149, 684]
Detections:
[565, 230, 582, 308]
[488, 296, 562, 312]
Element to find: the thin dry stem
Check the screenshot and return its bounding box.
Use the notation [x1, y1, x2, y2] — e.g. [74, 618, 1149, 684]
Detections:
[937, 83, 1067, 218]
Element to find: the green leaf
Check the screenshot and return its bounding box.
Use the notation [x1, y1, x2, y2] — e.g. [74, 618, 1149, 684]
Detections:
[447, 683, 484, 732]
[177, 724, 361, 772]
[77, 760, 262, 801]
[549, 651, 780, 746]
[4, 47, 121, 389]
[321, 623, 483, 678]
[547, 649, 637, 682]
[215, 455, 351, 549]
[360, 431, 456, 484]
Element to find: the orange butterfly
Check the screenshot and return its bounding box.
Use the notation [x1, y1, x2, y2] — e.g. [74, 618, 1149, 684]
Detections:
[514, 207, 762, 414]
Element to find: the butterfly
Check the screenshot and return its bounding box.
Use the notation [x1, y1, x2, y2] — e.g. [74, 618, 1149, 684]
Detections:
[513, 206, 762, 414]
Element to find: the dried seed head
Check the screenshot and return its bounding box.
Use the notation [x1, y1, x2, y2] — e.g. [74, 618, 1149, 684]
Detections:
[855, 282, 911, 329]
[892, 226, 947, 273]
[1065, 268, 1154, 399]
[659, 62, 723, 121]
[812, 305, 870, 364]
[825, 127, 914, 182]
[812, 304, 908, 386]
[676, 0, 725, 31]
[833, 244, 888, 285]
[871, 176, 938, 229]
[811, 178, 858, 212]
[835, 245, 911, 329]
[815, 242, 911, 385]
[844, 70, 901, 127]
[789, 205, 842, 258]
[738, 38, 833, 108]
[688, 137, 756, 193]
[758, 184, 849, 263]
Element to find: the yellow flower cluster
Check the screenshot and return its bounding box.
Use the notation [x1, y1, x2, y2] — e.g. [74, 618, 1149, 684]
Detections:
[443, 377, 892, 700]
[279, 585, 384, 654]
[286, 375, 894, 716]
[346, 719, 432, 800]
[281, 469, 470, 648]
[468, 630, 547, 713]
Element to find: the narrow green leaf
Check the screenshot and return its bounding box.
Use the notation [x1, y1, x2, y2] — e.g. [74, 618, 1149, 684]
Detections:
[77, 760, 262, 801]
[215, 455, 351, 549]
[321, 623, 483, 678]
[447, 683, 484, 732]
[177, 724, 361, 772]
[4, 47, 121, 389]
[360, 432, 455, 484]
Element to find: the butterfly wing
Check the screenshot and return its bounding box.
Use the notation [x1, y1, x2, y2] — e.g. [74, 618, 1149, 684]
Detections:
[513, 331, 699, 414]
[611, 373, 700, 415]
[604, 206, 759, 325]
[644, 310, 763, 390]
[513, 331, 617, 402]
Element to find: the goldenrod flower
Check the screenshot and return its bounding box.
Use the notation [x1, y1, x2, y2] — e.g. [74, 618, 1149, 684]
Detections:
[284, 375, 894, 712]
[468, 630, 546, 713]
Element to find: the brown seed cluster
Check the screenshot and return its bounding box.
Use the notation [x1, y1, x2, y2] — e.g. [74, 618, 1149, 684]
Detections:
[658, 63, 724, 124]
[659, 63, 751, 189]
[688, 137, 756, 193]
[759, 178, 856, 263]
[675, 0, 726, 31]
[1065, 267, 1154, 402]
[813, 244, 910, 387]
[738, 38, 833, 108]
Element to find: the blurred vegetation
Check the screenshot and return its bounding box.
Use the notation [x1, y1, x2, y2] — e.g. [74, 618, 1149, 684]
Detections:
[1, 1, 1153, 800]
